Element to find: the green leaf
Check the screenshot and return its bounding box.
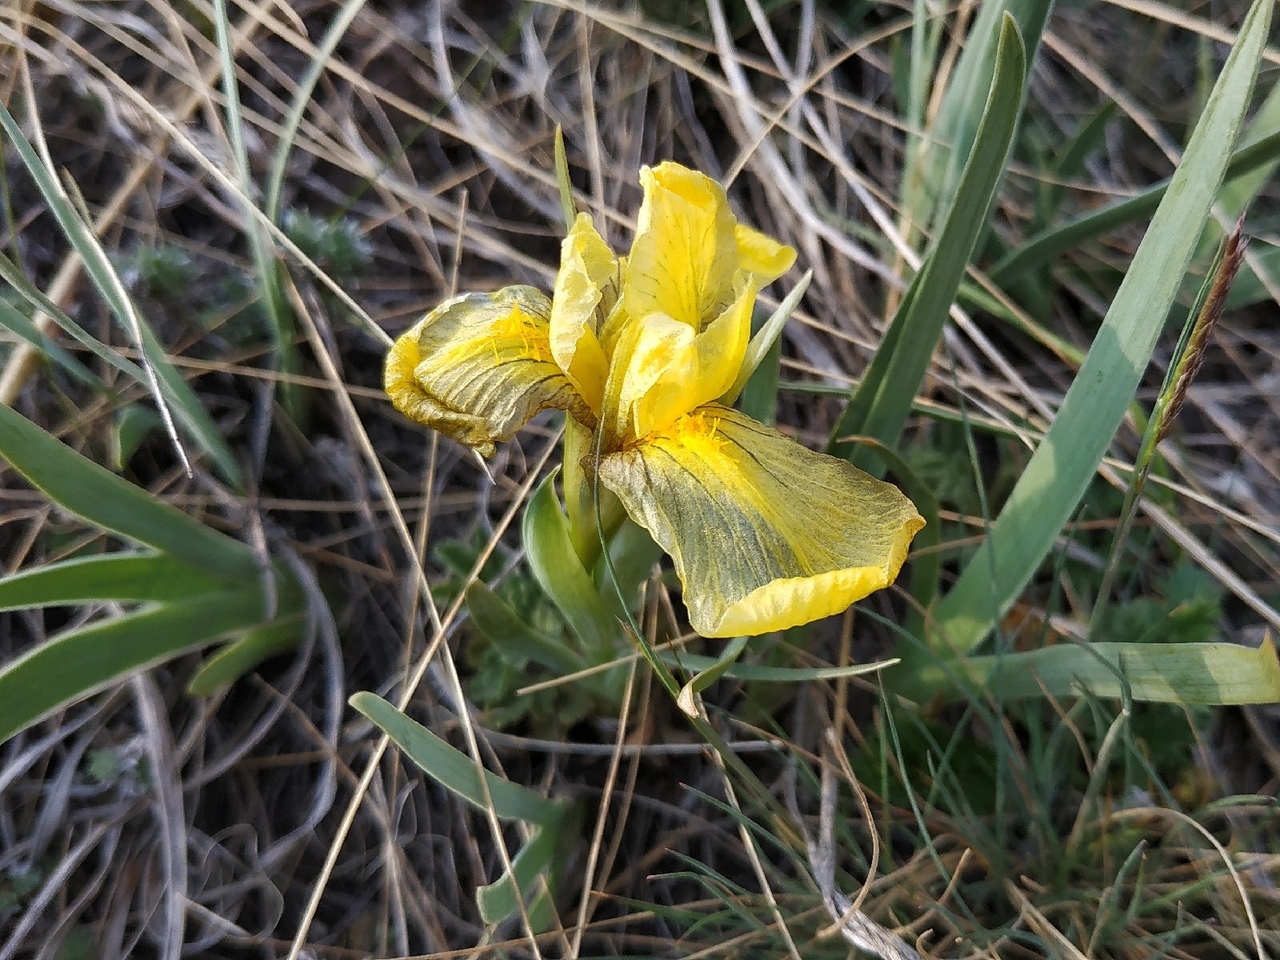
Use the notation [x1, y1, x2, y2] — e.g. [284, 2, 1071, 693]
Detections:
[186, 614, 307, 695]
[464, 582, 585, 676]
[0, 96, 243, 488]
[676, 636, 748, 716]
[0, 553, 222, 611]
[522, 470, 619, 660]
[989, 127, 1280, 285]
[349, 692, 575, 929]
[0, 293, 100, 388]
[0, 403, 259, 583]
[0, 589, 270, 742]
[723, 270, 812, 409]
[659, 650, 897, 683]
[899, 637, 1280, 705]
[829, 15, 1026, 470]
[910, 0, 1051, 233]
[931, 0, 1273, 656]
[350, 692, 561, 822]
[110, 404, 164, 470]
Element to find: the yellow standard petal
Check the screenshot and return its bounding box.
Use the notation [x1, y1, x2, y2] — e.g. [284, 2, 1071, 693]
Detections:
[597, 406, 925, 637]
[604, 278, 756, 443]
[549, 213, 616, 413]
[621, 162, 739, 330]
[385, 285, 594, 457]
[735, 223, 797, 287]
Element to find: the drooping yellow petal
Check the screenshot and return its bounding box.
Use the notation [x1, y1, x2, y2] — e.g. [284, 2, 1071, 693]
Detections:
[604, 279, 756, 442]
[598, 406, 925, 637]
[549, 213, 616, 413]
[385, 285, 593, 457]
[735, 223, 797, 287]
[622, 163, 738, 330]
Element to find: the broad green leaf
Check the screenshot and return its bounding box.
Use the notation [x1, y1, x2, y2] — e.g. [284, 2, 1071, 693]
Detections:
[464, 582, 585, 675]
[829, 15, 1026, 470]
[350, 692, 562, 822]
[186, 613, 307, 695]
[349, 691, 575, 929]
[899, 637, 1280, 705]
[522, 470, 619, 660]
[0, 96, 243, 488]
[931, 0, 1273, 655]
[0, 553, 221, 611]
[0, 589, 270, 742]
[0, 402, 259, 583]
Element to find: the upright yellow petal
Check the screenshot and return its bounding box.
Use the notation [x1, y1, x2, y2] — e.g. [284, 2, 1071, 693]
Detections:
[385, 286, 593, 457]
[622, 163, 738, 330]
[598, 406, 925, 637]
[549, 213, 616, 413]
[605, 279, 755, 443]
[735, 223, 797, 287]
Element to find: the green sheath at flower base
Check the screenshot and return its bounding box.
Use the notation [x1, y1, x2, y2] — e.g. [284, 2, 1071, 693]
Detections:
[385, 162, 926, 637]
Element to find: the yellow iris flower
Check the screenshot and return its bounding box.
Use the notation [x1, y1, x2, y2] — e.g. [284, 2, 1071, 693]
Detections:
[386, 162, 924, 638]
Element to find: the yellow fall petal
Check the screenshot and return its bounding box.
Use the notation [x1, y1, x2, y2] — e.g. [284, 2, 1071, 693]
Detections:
[549, 213, 616, 412]
[385, 285, 593, 457]
[597, 406, 925, 637]
[622, 163, 739, 330]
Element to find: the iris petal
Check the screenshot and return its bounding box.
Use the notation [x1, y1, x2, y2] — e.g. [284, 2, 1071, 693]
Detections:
[622, 163, 739, 330]
[549, 213, 616, 412]
[735, 224, 797, 287]
[385, 285, 593, 457]
[598, 406, 925, 637]
[606, 279, 756, 442]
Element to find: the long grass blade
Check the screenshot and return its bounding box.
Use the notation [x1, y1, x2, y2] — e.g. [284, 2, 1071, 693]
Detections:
[0, 402, 258, 583]
[0, 589, 270, 742]
[829, 15, 1026, 469]
[931, 0, 1274, 655]
[0, 553, 221, 610]
[900, 637, 1280, 705]
[0, 92, 243, 488]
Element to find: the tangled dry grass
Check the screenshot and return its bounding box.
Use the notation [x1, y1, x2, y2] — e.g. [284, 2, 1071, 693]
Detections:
[2, 0, 1279, 957]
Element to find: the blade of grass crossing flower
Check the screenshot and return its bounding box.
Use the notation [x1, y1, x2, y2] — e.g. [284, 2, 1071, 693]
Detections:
[0, 403, 259, 583]
[931, 0, 1274, 656]
[0, 589, 272, 742]
[676, 636, 748, 717]
[899, 637, 1280, 705]
[0, 554, 223, 610]
[661, 649, 897, 684]
[913, 0, 1051, 234]
[0, 97, 243, 488]
[555, 126, 576, 233]
[829, 16, 1026, 470]
[723, 270, 811, 411]
[349, 692, 574, 929]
